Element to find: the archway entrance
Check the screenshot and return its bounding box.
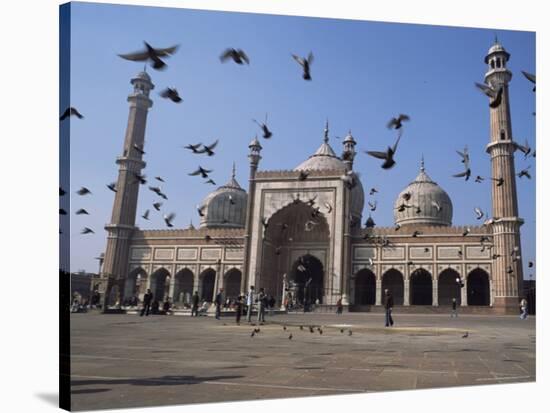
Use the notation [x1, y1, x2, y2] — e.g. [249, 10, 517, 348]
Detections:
[173, 269, 194, 304]
[438, 269, 462, 306]
[199, 269, 216, 302]
[410, 269, 432, 305]
[467, 269, 490, 306]
[224, 269, 242, 301]
[150, 268, 170, 302]
[354, 269, 376, 305]
[260, 199, 330, 303]
[382, 269, 404, 305]
[289, 254, 324, 305]
[125, 267, 147, 301]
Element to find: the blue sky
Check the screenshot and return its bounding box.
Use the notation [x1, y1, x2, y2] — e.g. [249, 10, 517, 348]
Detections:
[65, 2, 536, 278]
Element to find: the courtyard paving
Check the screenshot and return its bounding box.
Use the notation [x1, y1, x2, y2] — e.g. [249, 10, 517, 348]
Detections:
[69, 312, 536, 411]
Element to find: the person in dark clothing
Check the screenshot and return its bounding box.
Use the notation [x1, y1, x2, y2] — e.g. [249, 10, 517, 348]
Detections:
[215, 288, 224, 320]
[451, 298, 458, 318]
[140, 289, 153, 317]
[336, 298, 343, 315]
[384, 289, 394, 327]
[191, 291, 200, 317]
[163, 298, 172, 315]
[235, 295, 243, 325]
[151, 300, 160, 315]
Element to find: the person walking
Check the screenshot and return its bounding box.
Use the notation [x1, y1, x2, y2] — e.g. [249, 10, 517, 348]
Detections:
[451, 298, 458, 318]
[235, 295, 243, 325]
[520, 298, 528, 320]
[336, 298, 343, 315]
[215, 288, 224, 320]
[257, 288, 267, 324]
[246, 286, 255, 323]
[384, 289, 394, 327]
[140, 289, 153, 317]
[191, 291, 200, 317]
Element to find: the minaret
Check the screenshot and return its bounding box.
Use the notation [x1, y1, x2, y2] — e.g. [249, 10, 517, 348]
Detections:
[101, 70, 154, 308]
[242, 136, 262, 293]
[483, 39, 524, 313]
[341, 128, 356, 307]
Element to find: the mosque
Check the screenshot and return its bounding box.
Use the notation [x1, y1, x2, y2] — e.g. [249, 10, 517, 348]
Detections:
[97, 40, 524, 313]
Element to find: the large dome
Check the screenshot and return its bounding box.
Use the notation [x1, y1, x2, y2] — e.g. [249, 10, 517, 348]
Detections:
[199, 166, 247, 228]
[294, 125, 364, 218]
[394, 162, 453, 227]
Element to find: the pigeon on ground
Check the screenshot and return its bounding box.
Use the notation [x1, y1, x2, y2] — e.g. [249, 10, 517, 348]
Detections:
[412, 230, 422, 237]
[220, 48, 250, 64]
[288, 334, 293, 340]
[387, 114, 410, 130]
[348, 330, 352, 336]
[159, 87, 182, 103]
[291, 52, 314, 80]
[462, 332, 469, 338]
[118, 42, 179, 70]
[59, 106, 84, 120]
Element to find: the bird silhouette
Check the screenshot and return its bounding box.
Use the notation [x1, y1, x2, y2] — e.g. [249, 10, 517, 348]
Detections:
[205, 179, 216, 185]
[291, 52, 314, 80]
[288, 334, 293, 340]
[431, 200, 442, 213]
[153, 202, 162, 211]
[324, 202, 333, 214]
[462, 332, 469, 338]
[118, 42, 179, 70]
[189, 166, 212, 178]
[453, 147, 471, 180]
[462, 227, 471, 237]
[220, 48, 249, 64]
[59, 187, 66, 196]
[81, 227, 95, 235]
[184, 143, 203, 154]
[365, 131, 402, 169]
[59, 106, 84, 120]
[298, 171, 309, 181]
[368, 200, 377, 212]
[76, 187, 91, 196]
[521, 70, 536, 92]
[517, 167, 531, 179]
[369, 187, 378, 196]
[164, 213, 175, 227]
[514, 140, 532, 158]
[475, 82, 503, 108]
[159, 87, 182, 103]
[133, 173, 147, 185]
[59, 208, 67, 215]
[197, 140, 219, 156]
[106, 182, 117, 192]
[133, 143, 145, 155]
[475, 176, 484, 183]
[474, 207, 484, 220]
[142, 209, 150, 220]
[253, 114, 273, 139]
[155, 176, 165, 183]
[387, 114, 410, 130]
[75, 208, 89, 215]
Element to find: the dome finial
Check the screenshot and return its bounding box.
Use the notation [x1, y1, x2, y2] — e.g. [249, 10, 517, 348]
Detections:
[420, 154, 425, 172]
[324, 119, 329, 143]
[231, 161, 236, 180]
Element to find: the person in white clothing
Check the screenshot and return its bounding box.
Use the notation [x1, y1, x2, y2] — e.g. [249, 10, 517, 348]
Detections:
[246, 286, 255, 323]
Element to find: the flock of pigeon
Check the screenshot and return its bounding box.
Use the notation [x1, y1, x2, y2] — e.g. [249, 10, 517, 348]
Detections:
[59, 41, 535, 279]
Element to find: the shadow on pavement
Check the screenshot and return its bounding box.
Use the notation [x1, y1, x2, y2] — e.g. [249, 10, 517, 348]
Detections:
[72, 375, 244, 387]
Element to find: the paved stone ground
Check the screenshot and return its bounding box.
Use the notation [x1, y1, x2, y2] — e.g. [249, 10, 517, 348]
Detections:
[69, 312, 535, 411]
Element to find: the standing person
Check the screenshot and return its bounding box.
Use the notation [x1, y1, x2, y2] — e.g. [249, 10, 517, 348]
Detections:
[257, 288, 266, 324]
[191, 291, 200, 317]
[235, 295, 243, 325]
[215, 288, 224, 320]
[268, 295, 276, 316]
[451, 298, 458, 318]
[384, 289, 394, 327]
[140, 289, 153, 317]
[246, 286, 255, 323]
[520, 298, 528, 320]
[163, 298, 172, 315]
[336, 298, 343, 315]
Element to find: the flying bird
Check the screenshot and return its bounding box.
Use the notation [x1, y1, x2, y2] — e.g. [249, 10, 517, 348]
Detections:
[253, 114, 273, 139]
[59, 187, 66, 196]
[368, 200, 377, 212]
[291, 52, 314, 80]
[189, 166, 212, 179]
[153, 202, 162, 211]
[305, 220, 319, 232]
[521, 71, 536, 92]
[142, 209, 150, 220]
[475, 175, 485, 183]
[59, 106, 84, 121]
[133, 143, 145, 155]
[387, 114, 410, 130]
[205, 179, 216, 185]
[197, 139, 219, 156]
[81, 227, 95, 235]
[528, 261, 534, 268]
[431, 200, 442, 213]
[149, 186, 167, 199]
[369, 188, 378, 196]
[306, 195, 317, 206]
[197, 205, 205, 217]
[402, 192, 411, 201]
[118, 42, 179, 70]
[453, 147, 471, 180]
[517, 167, 531, 179]
[59, 208, 67, 215]
[155, 176, 165, 183]
[164, 213, 175, 227]
[106, 182, 117, 192]
[514, 140, 531, 158]
[220, 48, 249, 64]
[365, 132, 402, 169]
[76, 187, 91, 196]
[475, 82, 504, 108]
[474, 207, 484, 220]
[75, 208, 89, 215]
[184, 143, 203, 154]
[298, 171, 309, 181]
[462, 227, 471, 237]
[506, 266, 514, 275]
[491, 177, 504, 186]
[159, 87, 182, 103]
[133, 173, 147, 185]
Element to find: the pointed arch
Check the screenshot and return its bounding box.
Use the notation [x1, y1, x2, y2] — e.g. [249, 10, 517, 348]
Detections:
[410, 268, 432, 305]
[173, 268, 194, 304]
[354, 269, 376, 305]
[438, 268, 461, 305]
[467, 268, 490, 306]
[382, 269, 404, 305]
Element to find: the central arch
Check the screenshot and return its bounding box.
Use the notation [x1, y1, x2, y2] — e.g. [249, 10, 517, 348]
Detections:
[173, 269, 194, 305]
[199, 269, 216, 302]
[410, 268, 432, 305]
[260, 200, 330, 302]
[382, 269, 404, 305]
[150, 268, 171, 302]
[289, 254, 324, 305]
[467, 268, 490, 306]
[354, 269, 376, 305]
[224, 269, 242, 301]
[438, 269, 461, 306]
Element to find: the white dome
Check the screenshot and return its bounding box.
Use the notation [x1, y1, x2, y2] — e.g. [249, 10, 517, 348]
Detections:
[199, 168, 247, 229]
[394, 164, 453, 227]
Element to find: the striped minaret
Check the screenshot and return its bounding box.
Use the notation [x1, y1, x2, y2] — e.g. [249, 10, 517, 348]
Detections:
[484, 39, 524, 313]
[100, 70, 154, 309]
